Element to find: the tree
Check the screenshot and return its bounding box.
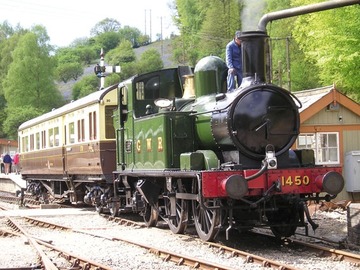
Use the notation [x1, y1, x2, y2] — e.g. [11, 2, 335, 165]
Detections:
[72, 75, 99, 100]
[0, 21, 15, 41]
[198, 0, 242, 58]
[105, 40, 136, 65]
[137, 49, 164, 74]
[90, 18, 121, 36]
[172, 0, 205, 65]
[2, 32, 64, 112]
[118, 26, 145, 47]
[94, 31, 121, 52]
[56, 62, 84, 83]
[3, 106, 45, 139]
[291, 0, 360, 97]
[265, 0, 320, 91]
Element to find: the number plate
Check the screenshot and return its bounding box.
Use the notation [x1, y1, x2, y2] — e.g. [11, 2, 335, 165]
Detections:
[281, 175, 310, 186]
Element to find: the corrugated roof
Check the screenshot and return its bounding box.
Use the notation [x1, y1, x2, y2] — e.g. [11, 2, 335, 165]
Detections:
[294, 85, 333, 113]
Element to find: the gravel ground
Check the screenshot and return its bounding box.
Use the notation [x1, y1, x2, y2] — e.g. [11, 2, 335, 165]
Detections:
[0, 201, 359, 270]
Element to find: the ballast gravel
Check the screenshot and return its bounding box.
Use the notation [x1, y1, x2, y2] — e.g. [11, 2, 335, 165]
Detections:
[0, 202, 359, 270]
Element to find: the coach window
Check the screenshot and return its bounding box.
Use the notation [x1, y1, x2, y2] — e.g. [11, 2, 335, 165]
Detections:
[88, 111, 97, 140]
[297, 132, 339, 165]
[22, 136, 29, 152]
[42, 130, 46, 149]
[49, 128, 54, 147]
[54, 127, 59, 146]
[35, 132, 40, 150]
[77, 119, 85, 142]
[69, 122, 75, 143]
[30, 134, 34, 151]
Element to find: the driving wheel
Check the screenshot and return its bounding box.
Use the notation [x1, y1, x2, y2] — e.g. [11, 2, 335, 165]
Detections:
[164, 179, 188, 234]
[192, 178, 220, 241]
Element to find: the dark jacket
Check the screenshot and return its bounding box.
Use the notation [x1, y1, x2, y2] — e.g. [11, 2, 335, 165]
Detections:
[225, 39, 242, 71]
[3, 154, 12, 164]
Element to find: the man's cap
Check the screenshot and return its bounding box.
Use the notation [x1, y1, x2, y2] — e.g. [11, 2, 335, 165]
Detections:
[235, 31, 242, 39]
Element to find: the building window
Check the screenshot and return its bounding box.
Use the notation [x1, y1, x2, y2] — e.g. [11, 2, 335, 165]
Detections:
[297, 132, 339, 165]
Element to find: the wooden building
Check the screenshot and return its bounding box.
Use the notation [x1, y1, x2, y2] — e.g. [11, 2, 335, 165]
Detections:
[294, 85, 360, 201]
[0, 139, 18, 156]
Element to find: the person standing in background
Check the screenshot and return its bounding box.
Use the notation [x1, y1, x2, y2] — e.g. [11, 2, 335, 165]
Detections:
[225, 31, 243, 91]
[3, 153, 12, 175]
[13, 152, 20, 175]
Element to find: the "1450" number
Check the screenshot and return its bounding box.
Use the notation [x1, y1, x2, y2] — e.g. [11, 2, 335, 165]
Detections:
[281, 175, 310, 186]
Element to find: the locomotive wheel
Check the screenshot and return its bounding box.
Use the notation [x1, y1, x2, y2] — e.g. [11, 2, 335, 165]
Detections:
[164, 179, 188, 234]
[268, 207, 299, 238]
[95, 204, 103, 214]
[109, 201, 120, 217]
[192, 179, 220, 241]
[270, 224, 297, 238]
[143, 202, 159, 227]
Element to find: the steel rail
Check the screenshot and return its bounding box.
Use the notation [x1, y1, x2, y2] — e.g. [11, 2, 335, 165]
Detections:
[6, 216, 112, 270]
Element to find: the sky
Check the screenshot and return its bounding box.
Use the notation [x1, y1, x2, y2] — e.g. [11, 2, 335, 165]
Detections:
[0, 0, 178, 47]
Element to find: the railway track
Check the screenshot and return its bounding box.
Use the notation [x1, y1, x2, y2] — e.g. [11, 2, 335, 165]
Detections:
[22, 215, 295, 270]
[4, 216, 113, 270]
[1, 196, 360, 269]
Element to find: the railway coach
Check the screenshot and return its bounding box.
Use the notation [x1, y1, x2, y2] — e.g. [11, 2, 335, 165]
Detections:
[18, 84, 118, 203]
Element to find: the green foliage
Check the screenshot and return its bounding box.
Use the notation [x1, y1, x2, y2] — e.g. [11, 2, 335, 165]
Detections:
[105, 40, 136, 65]
[94, 31, 121, 52]
[56, 62, 84, 83]
[2, 32, 64, 110]
[3, 106, 45, 139]
[72, 75, 99, 99]
[104, 73, 121, 87]
[173, 0, 243, 65]
[173, 0, 204, 65]
[90, 18, 121, 36]
[117, 62, 138, 81]
[291, 0, 360, 97]
[119, 26, 148, 47]
[137, 49, 164, 74]
[1, 30, 64, 137]
[265, 0, 323, 91]
[0, 21, 15, 41]
[198, 0, 242, 58]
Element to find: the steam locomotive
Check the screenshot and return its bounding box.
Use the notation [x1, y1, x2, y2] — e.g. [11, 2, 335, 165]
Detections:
[19, 0, 359, 242]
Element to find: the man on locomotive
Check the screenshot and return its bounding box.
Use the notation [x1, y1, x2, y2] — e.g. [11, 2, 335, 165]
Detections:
[225, 31, 243, 91]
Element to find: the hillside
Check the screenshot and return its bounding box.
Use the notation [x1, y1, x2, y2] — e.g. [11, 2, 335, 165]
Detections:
[58, 39, 177, 101]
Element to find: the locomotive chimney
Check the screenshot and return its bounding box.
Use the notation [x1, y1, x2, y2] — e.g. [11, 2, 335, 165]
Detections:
[239, 31, 270, 84]
[258, 0, 360, 32]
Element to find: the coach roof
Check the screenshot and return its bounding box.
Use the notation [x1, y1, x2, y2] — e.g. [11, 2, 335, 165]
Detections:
[18, 84, 118, 131]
